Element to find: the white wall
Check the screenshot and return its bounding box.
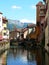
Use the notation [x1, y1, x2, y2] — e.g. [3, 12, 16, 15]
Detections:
[24, 31, 28, 38]
[3, 29, 9, 39]
[17, 33, 19, 38]
[0, 14, 2, 31]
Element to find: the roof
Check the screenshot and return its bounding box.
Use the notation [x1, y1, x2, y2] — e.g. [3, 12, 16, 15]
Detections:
[22, 28, 28, 32]
[0, 12, 3, 14]
[27, 24, 36, 28]
[2, 17, 8, 23]
[10, 28, 22, 33]
[36, 1, 44, 6]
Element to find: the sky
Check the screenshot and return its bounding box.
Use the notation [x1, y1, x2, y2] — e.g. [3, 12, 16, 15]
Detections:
[0, 0, 43, 24]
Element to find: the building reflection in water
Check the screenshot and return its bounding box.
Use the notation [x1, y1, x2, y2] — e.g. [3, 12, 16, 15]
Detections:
[6, 47, 48, 65]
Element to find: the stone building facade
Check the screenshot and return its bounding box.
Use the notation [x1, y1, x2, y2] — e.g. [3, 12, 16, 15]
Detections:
[43, 0, 49, 52]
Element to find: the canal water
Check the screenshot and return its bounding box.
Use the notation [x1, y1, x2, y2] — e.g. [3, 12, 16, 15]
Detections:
[6, 46, 49, 65]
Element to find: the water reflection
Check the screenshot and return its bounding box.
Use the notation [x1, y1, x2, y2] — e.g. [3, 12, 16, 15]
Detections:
[7, 47, 46, 65]
[45, 53, 49, 65]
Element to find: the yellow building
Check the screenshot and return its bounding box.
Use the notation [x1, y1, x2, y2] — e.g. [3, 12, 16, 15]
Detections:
[2, 17, 9, 40]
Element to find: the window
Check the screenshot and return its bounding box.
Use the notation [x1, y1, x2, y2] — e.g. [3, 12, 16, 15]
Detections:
[29, 28, 32, 34]
[0, 18, 1, 21]
[39, 10, 45, 16]
[4, 27, 7, 30]
[37, 22, 40, 26]
[32, 27, 35, 32]
[4, 33, 6, 35]
[39, 6, 41, 9]
[28, 27, 35, 34]
[40, 11, 43, 13]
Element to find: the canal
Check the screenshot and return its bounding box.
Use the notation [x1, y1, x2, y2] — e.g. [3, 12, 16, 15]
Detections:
[0, 45, 49, 65]
[6, 45, 49, 65]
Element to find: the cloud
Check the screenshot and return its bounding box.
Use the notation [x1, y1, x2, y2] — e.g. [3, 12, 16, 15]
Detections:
[12, 5, 22, 9]
[31, 5, 36, 9]
[20, 19, 36, 24]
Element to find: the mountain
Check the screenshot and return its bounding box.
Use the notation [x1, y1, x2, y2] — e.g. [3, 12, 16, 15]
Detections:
[7, 19, 27, 31]
[7, 19, 34, 31]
